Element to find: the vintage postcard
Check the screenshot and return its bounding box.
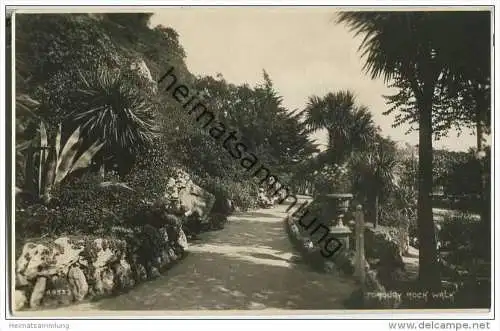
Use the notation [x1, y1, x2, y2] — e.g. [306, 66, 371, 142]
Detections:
[5, 4, 494, 321]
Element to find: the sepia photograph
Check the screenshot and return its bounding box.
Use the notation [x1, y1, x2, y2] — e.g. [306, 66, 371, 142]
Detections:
[5, 5, 494, 319]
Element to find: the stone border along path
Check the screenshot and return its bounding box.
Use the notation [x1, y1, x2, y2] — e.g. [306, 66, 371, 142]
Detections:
[15, 197, 359, 315]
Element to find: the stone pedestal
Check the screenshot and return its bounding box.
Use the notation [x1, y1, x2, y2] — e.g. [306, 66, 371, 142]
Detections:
[318, 192, 354, 254]
[329, 226, 352, 251]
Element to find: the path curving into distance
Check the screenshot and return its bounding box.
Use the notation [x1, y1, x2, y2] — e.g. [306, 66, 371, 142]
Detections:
[15, 197, 359, 316]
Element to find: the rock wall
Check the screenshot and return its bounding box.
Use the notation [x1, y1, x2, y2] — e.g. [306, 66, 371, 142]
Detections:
[14, 227, 188, 311]
[284, 215, 335, 273]
[284, 215, 402, 309]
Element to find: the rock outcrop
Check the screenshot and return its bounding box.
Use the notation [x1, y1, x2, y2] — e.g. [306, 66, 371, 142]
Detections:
[164, 168, 215, 221]
[130, 58, 157, 93]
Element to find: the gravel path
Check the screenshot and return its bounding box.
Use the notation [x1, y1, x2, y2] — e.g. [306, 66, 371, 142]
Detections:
[15, 200, 359, 316]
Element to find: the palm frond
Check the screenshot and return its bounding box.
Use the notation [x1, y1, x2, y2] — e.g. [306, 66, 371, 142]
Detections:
[337, 12, 422, 82]
[68, 66, 158, 154]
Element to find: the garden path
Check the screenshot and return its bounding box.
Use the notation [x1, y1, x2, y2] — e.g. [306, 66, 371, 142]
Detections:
[16, 197, 359, 316]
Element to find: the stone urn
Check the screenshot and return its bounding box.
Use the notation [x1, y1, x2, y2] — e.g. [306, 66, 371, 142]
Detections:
[324, 193, 353, 228]
[323, 193, 354, 251]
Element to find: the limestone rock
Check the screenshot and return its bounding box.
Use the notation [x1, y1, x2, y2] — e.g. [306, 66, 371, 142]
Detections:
[365, 227, 405, 270]
[179, 184, 215, 220]
[130, 59, 157, 92]
[164, 168, 215, 221]
[29, 277, 47, 308]
[159, 250, 171, 268]
[93, 267, 114, 296]
[168, 247, 178, 262]
[366, 270, 385, 293]
[150, 266, 161, 279]
[134, 263, 148, 282]
[42, 275, 73, 308]
[54, 237, 84, 262]
[302, 238, 315, 252]
[114, 259, 134, 290]
[93, 267, 115, 296]
[92, 269, 104, 296]
[68, 266, 88, 302]
[16, 243, 52, 282]
[177, 229, 188, 251]
[101, 268, 115, 294]
[16, 237, 85, 284]
[290, 223, 300, 237]
[16, 272, 29, 288]
[93, 239, 118, 268]
[14, 290, 27, 310]
[159, 227, 169, 242]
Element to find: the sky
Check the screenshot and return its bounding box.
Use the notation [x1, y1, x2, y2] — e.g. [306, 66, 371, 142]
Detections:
[150, 7, 480, 152]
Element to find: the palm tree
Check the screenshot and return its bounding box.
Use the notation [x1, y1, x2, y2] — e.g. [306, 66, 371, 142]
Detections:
[305, 90, 376, 165]
[66, 66, 158, 175]
[337, 12, 449, 290]
[338, 11, 492, 289]
[350, 136, 398, 228]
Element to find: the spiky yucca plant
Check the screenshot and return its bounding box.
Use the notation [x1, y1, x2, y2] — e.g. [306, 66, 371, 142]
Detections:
[350, 137, 398, 228]
[68, 66, 157, 159]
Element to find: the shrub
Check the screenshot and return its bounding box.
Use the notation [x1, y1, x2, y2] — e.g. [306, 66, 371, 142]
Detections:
[439, 213, 483, 262]
[135, 224, 167, 271]
[313, 164, 352, 195]
[124, 143, 178, 205]
[109, 223, 171, 278]
[15, 203, 61, 240]
[15, 171, 143, 240]
[437, 213, 490, 308]
[231, 181, 259, 210]
[54, 172, 139, 233]
[196, 175, 259, 211]
[126, 202, 181, 227]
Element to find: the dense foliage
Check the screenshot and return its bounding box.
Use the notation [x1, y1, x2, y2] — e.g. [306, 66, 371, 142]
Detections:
[15, 13, 317, 243]
[337, 11, 491, 292]
[11, 11, 491, 310]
